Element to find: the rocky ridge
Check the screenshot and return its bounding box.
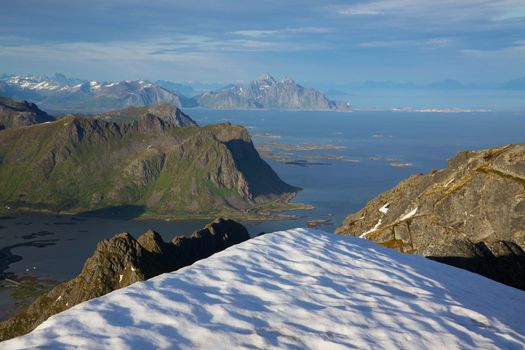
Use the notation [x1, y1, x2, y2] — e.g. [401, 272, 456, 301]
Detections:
[0, 218, 250, 341]
[336, 143, 525, 290]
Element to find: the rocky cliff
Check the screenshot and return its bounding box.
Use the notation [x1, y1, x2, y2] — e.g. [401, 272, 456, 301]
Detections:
[0, 105, 299, 219]
[196, 73, 351, 111]
[0, 218, 250, 341]
[336, 143, 525, 290]
[0, 97, 54, 130]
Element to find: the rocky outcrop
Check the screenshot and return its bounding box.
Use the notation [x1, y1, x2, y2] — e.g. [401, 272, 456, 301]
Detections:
[336, 143, 525, 290]
[196, 73, 351, 111]
[0, 218, 250, 341]
[0, 97, 54, 130]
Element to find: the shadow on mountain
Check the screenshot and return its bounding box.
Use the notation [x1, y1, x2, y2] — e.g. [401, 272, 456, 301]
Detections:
[225, 139, 300, 198]
[77, 205, 146, 220]
[428, 255, 525, 291]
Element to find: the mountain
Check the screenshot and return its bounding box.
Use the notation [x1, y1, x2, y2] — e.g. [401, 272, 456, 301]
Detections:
[0, 74, 183, 113]
[155, 80, 197, 97]
[0, 218, 250, 341]
[195, 73, 351, 111]
[95, 103, 197, 127]
[336, 143, 525, 290]
[0, 105, 300, 219]
[2, 228, 524, 349]
[0, 97, 54, 130]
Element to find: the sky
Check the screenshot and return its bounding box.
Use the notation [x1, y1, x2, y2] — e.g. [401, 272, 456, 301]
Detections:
[0, 0, 524, 86]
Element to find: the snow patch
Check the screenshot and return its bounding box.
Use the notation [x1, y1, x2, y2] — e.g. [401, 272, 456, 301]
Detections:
[118, 274, 123, 283]
[379, 203, 390, 214]
[400, 207, 418, 221]
[360, 218, 382, 238]
[3, 229, 525, 350]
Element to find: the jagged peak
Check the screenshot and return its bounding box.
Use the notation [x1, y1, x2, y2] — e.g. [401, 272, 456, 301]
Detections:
[258, 72, 277, 84]
[137, 229, 166, 254]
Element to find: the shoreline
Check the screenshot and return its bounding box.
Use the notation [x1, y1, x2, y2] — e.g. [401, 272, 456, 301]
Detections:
[0, 202, 314, 223]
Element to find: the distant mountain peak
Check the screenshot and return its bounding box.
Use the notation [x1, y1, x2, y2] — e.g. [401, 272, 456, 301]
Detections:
[257, 73, 277, 84]
[197, 73, 351, 111]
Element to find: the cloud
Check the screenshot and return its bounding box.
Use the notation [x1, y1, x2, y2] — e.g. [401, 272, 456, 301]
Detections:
[460, 40, 525, 57]
[229, 27, 333, 38]
[335, 0, 525, 24]
[358, 38, 451, 48]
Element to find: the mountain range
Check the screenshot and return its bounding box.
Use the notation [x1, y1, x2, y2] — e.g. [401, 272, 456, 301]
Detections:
[0, 73, 351, 112]
[0, 101, 300, 219]
[0, 74, 183, 113]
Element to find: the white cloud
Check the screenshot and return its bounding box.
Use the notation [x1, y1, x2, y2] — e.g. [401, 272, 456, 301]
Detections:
[229, 27, 333, 38]
[358, 38, 451, 48]
[460, 40, 525, 57]
[335, 0, 525, 24]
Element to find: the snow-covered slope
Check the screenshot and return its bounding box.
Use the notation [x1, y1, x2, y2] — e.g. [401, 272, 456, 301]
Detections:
[3, 229, 524, 349]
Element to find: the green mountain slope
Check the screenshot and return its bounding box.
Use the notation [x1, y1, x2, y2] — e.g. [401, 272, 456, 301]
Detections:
[0, 112, 300, 219]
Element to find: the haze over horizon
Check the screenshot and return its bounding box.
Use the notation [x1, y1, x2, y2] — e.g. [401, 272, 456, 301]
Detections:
[1, 0, 524, 87]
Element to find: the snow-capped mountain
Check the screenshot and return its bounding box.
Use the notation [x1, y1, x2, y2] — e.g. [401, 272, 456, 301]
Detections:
[196, 73, 352, 111]
[0, 74, 183, 113]
[2, 228, 523, 349]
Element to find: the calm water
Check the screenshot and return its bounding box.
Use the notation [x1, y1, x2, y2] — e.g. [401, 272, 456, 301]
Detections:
[194, 109, 525, 224]
[1, 110, 525, 281]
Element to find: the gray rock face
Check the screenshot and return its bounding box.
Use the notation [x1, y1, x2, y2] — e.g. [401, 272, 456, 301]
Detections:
[0, 218, 250, 341]
[0, 97, 54, 130]
[336, 143, 525, 290]
[196, 73, 351, 111]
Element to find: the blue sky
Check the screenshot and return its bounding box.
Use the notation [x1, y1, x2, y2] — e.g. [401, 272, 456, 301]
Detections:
[0, 0, 524, 86]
